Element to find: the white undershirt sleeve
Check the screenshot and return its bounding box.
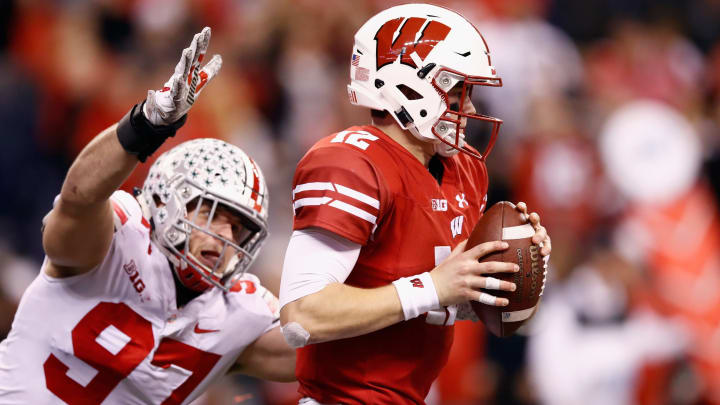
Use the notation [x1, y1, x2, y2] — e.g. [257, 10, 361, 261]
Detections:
[279, 228, 362, 309]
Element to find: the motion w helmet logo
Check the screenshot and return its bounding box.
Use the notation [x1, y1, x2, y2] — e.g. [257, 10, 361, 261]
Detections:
[374, 17, 451, 70]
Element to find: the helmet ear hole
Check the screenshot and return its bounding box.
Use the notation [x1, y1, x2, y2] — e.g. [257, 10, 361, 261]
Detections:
[152, 194, 163, 207]
[396, 84, 423, 100]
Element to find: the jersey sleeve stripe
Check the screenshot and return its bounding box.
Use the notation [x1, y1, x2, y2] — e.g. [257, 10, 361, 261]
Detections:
[294, 182, 379, 209]
[293, 197, 378, 225]
[293, 197, 334, 210]
[293, 182, 335, 199]
[111, 201, 129, 226]
[328, 200, 377, 224]
[335, 184, 379, 209]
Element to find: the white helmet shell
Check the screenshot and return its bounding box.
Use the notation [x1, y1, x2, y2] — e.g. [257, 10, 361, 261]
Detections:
[347, 3, 503, 159]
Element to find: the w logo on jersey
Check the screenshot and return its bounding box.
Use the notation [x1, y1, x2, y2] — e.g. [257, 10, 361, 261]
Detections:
[451, 215, 464, 238]
[374, 17, 451, 70]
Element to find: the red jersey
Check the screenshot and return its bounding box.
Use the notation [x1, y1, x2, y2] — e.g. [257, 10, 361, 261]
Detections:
[291, 125, 488, 404]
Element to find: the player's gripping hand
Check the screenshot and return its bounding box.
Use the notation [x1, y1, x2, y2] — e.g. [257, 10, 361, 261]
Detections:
[143, 27, 222, 126]
[436, 204, 550, 321]
[430, 240, 519, 307]
[516, 202, 551, 257]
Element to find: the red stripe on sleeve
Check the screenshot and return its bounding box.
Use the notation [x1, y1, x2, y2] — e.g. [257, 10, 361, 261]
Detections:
[111, 201, 128, 225]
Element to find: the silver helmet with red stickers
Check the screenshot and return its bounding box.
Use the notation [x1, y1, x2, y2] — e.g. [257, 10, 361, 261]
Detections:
[139, 138, 269, 292]
[347, 3, 503, 160]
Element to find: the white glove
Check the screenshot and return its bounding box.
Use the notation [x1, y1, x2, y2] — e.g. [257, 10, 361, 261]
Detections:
[143, 27, 222, 126]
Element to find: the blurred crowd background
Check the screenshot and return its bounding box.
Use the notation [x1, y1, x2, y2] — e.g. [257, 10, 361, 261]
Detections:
[2, 0, 720, 404]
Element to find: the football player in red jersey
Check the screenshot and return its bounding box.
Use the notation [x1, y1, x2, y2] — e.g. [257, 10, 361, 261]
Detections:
[279, 4, 551, 405]
[0, 28, 296, 404]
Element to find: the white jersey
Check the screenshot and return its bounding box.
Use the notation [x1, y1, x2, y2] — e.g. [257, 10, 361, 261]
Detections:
[0, 191, 279, 405]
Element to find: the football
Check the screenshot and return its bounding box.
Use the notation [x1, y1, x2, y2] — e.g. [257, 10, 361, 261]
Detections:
[467, 201, 545, 337]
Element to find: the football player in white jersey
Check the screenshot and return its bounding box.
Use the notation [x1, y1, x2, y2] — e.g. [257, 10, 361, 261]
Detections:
[0, 27, 295, 405]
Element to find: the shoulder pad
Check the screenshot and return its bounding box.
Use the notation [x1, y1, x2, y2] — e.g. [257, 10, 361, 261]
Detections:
[110, 190, 149, 231]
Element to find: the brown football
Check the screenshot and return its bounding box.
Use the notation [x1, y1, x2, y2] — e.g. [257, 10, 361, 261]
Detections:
[467, 201, 545, 337]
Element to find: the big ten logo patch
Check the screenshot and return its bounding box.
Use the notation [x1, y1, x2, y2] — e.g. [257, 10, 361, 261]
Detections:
[123, 260, 147, 297]
[432, 199, 448, 211]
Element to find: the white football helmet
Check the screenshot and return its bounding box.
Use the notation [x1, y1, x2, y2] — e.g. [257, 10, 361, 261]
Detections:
[347, 3, 503, 159]
[138, 138, 269, 292]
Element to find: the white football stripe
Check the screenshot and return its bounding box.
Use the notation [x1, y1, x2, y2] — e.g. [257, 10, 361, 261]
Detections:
[292, 182, 335, 199]
[329, 200, 377, 224]
[502, 224, 535, 240]
[502, 304, 538, 323]
[335, 184, 379, 208]
[293, 197, 333, 211]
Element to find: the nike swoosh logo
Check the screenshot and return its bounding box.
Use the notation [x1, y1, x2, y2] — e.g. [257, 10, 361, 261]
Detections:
[454, 51, 471, 57]
[194, 323, 220, 334]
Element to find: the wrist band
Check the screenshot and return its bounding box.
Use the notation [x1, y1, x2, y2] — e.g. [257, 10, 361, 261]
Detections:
[116, 101, 187, 162]
[392, 272, 439, 320]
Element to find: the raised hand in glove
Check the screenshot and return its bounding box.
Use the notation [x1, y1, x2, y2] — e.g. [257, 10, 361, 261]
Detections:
[143, 27, 223, 126]
[117, 27, 222, 162]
